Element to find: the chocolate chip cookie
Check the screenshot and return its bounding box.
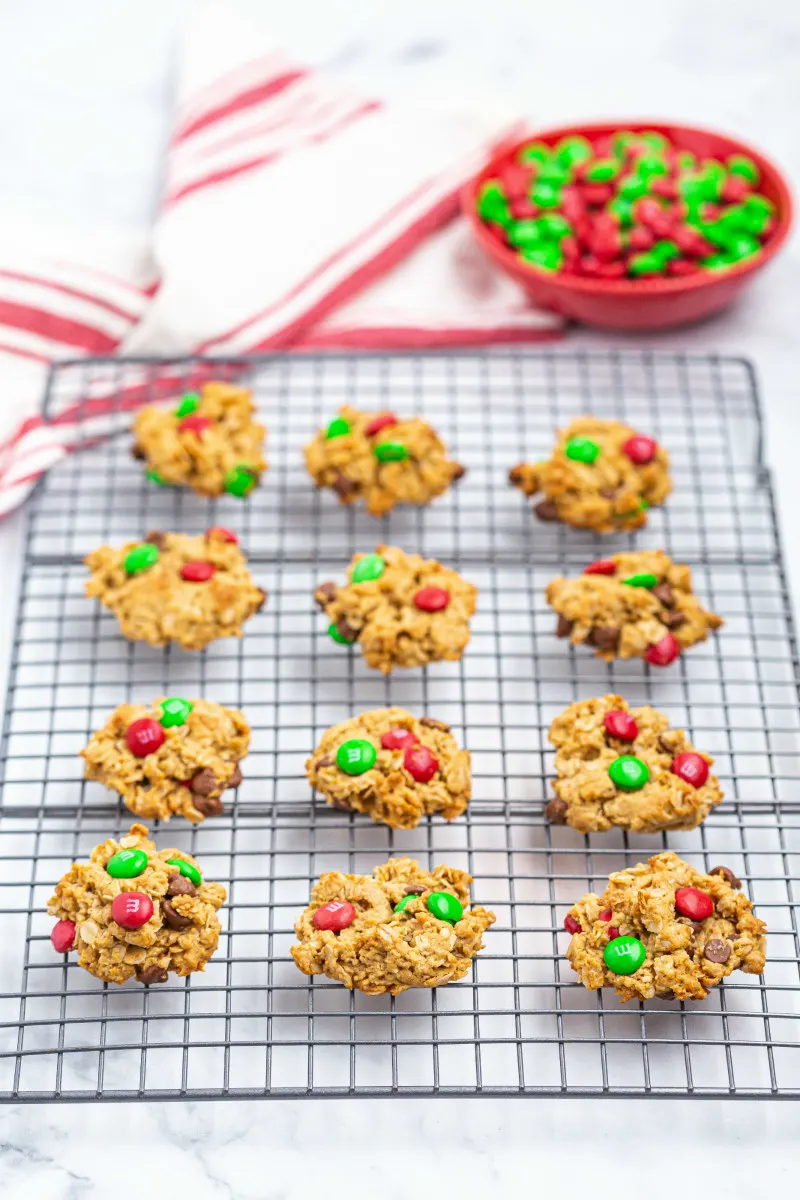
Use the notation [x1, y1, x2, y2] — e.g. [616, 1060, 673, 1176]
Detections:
[510, 416, 670, 533]
[547, 550, 723, 665]
[291, 857, 495, 995]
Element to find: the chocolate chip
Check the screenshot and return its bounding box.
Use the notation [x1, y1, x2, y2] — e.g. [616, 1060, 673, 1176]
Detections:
[138, 965, 168, 985]
[420, 717, 450, 732]
[255, 588, 267, 613]
[689, 920, 705, 935]
[544, 798, 568, 824]
[144, 530, 167, 550]
[600, 487, 618, 500]
[227, 764, 243, 789]
[403, 884, 426, 896]
[315, 581, 338, 608]
[660, 990, 676, 1001]
[589, 626, 620, 652]
[451, 464, 466, 482]
[704, 939, 732, 964]
[658, 609, 686, 629]
[331, 796, 353, 811]
[192, 793, 224, 817]
[333, 470, 358, 498]
[162, 900, 193, 931]
[658, 734, 678, 755]
[131, 444, 146, 461]
[167, 873, 196, 898]
[652, 582, 675, 608]
[709, 865, 742, 889]
[315, 755, 334, 770]
[335, 618, 358, 643]
[555, 615, 574, 638]
[508, 466, 524, 485]
[534, 498, 559, 522]
[190, 768, 217, 796]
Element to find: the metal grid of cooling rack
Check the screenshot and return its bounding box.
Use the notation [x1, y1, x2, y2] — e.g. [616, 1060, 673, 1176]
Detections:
[1, 350, 799, 1102]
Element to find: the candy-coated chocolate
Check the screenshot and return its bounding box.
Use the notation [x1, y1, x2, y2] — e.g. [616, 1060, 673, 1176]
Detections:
[603, 710, 638, 741]
[178, 414, 213, 437]
[180, 561, 216, 583]
[564, 436, 600, 464]
[336, 739, 377, 776]
[364, 413, 399, 437]
[403, 743, 439, 783]
[608, 755, 650, 791]
[622, 572, 658, 589]
[167, 858, 202, 887]
[126, 718, 165, 757]
[328, 621, 356, 645]
[622, 433, 658, 464]
[727, 154, 760, 185]
[206, 526, 238, 543]
[564, 914, 582, 934]
[174, 393, 200, 418]
[508, 219, 543, 248]
[351, 553, 386, 583]
[671, 752, 710, 789]
[51, 919, 77, 953]
[312, 900, 356, 931]
[394, 894, 416, 914]
[326, 416, 351, 439]
[674, 886, 714, 921]
[160, 697, 193, 728]
[427, 892, 463, 924]
[477, 180, 510, 225]
[413, 586, 450, 612]
[146, 470, 169, 486]
[646, 633, 680, 666]
[521, 243, 563, 271]
[381, 728, 419, 751]
[531, 182, 561, 210]
[554, 135, 593, 168]
[106, 848, 148, 878]
[518, 142, 551, 166]
[111, 891, 154, 930]
[598, 909, 612, 922]
[583, 559, 617, 576]
[373, 441, 409, 463]
[224, 465, 257, 497]
[124, 543, 159, 575]
[603, 935, 647, 975]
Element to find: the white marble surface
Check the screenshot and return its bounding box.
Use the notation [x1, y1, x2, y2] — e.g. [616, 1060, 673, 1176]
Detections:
[1, 0, 800, 1193]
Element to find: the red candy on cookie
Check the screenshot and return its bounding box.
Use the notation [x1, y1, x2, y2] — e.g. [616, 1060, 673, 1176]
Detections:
[125, 718, 165, 757]
[312, 901, 356, 931]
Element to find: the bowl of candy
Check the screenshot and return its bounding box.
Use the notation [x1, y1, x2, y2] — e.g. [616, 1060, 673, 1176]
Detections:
[463, 122, 792, 330]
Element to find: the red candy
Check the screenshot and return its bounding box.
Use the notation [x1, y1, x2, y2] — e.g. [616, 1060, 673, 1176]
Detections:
[404, 744, 439, 783]
[178, 415, 213, 437]
[413, 586, 450, 613]
[668, 258, 700, 277]
[381, 728, 419, 751]
[674, 886, 713, 921]
[622, 434, 657, 465]
[603, 710, 639, 741]
[564, 914, 582, 934]
[500, 164, 533, 199]
[672, 752, 710, 789]
[607, 926, 620, 940]
[111, 891, 154, 930]
[510, 198, 537, 220]
[627, 226, 655, 252]
[364, 412, 399, 437]
[645, 633, 680, 666]
[312, 900, 356, 932]
[583, 559, 617, 576]
[180, 561, 216, 583]
[721, 175, 750, 204]
[598, 910, 612, 922]
[50, 919, 76, 954]
[206, 526, 238, 543]
[674, 225, 714, 258]
[650, 176, 679, 200]
[595, 260, 626, 279]
[582, 183, 614, 206]
[125, 718, 165, 758]
[561, 187, 586, 223]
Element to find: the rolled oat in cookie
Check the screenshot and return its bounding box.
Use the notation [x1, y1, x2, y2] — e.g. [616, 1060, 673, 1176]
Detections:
[564, 850, 766, 1003]
[510, 416, 670, 534]
[546, 549, 722, 665]
[315, 544, 477, 674]
[304, 405, 464, 517]
[132, 381, 266, 497]
[47, 824, 226, 986]
[547, 694, 723, 833]
[291, 857, 495, 995]
[85, 529, 266, 651]
[81, 697, 250, 824]
[307, 706, 470, 829]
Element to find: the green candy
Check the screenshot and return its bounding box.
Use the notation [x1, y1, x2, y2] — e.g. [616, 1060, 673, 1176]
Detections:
[584, 158, 619, 183]
[146, 470, 169, 486]
[623, 572, 658, 588]
[328, 621, 355, 645]
[677, 150, 696, 171]
[611, 131, 637, 157]
[174, 393, 200, 418]
[373, 441, 408, 463]
[725, 233, 761, 262]
[604, 935, 647, 976]
[106, 848, 148, 879]
[326, 416, 351, 440]
[728, 153, 760, 185]
[696, 159, 726, 200]
[531, 182, 561, 209]
[124, 543, 159, 575]
[160, 697, 193, 728]
[608, 755, 650, 791]
[607, 197, 634, 228]
[701, 254, 734, 271]
[394, 894, 416, 914]
[167, 858, 202, 887]
[336, 738, 377, 776]
[534, 214, 572, 241]
[618, 173, 648, 200]
[535, 161, 571, 187]
[737, 194, 775, 235]
[564, 436, 600, 464]
[224, 465, 257, 497]
[627, 251, 664, 276]
[477, 180, 510, 226]
[640, 131, 669, 152]
[426, 892, 464, 924]
[678, 174, 707, 206]
[507, 219, 543, 248]
[351, 553, 385, 583]
[651, 239, 680, 264]
[518, 142, 551, 166]
[634, 154, 668, 180]
[521, 243, 563, 271]
[554, 135, 593, 168]
[618, 499, 649, 520]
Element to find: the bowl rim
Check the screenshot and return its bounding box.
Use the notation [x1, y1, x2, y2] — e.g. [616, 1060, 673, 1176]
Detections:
[462, 119, 794, 295]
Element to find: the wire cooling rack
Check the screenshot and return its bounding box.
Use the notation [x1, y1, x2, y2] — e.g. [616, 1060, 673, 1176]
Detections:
[1, 350, 799, 1103]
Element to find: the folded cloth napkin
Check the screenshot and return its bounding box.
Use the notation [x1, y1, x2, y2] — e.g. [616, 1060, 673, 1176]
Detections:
[0, 0, 562, 518]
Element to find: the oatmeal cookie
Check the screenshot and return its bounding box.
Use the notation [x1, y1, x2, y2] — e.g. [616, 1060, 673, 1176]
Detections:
[48, 823, 226, 985]
[547, 549, 722, 665]
[510, 416, 670, 533]
[304, 405, 464, 517]
[546, 694, 723, 833]
[307, 707, 470, 829]
[291, 857, 495, 995]
[564, 851, 766, 1002]
[81, 697, 250, 823]
[315, 545, 477, 674]
[85, 527, 266, 651]
[132, 381, 266, 497]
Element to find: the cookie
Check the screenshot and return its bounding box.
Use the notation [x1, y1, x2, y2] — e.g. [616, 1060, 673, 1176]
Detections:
[307, 707, 470, 829]
[47, 824, 227, 986]
[291, 857, 495, 995]
[132, 381, 266, 497]
[315, 545, 477, 674]
[564, 851, 766, 1002]
[546, 694, 723, 833]
[85, 527, 266, 651]
[81, 697, 250, 823]
[509, 416, 670, 533]
[304, 405, 464, 516]
[547, 550, 723, 665]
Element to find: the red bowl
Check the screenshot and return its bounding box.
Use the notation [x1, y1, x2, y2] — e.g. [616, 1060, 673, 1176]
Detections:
[462, 121, 793, 331]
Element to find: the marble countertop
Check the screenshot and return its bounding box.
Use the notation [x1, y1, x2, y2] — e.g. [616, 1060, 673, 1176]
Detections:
[1, 0, 799, 1194]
